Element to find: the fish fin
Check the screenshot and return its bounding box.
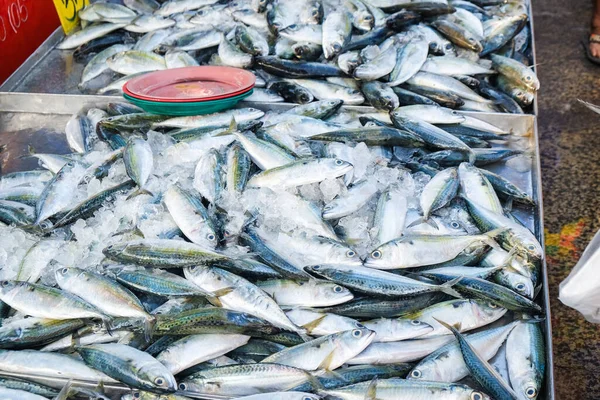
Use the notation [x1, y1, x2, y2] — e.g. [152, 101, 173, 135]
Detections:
[212, 287, 234, 297]
[317, 349, 336, 370]
[503, 196, 514, 213]
[482, 228, 508, 249]
[438, 276, 463, 299]
[297, 329, 312, 343]
[301, 315, 327, 334]
[432, 317, 461, 334]
[126, 188, 154, 200]
[143, 315, 156, 343]
[533, 284, 543, 300]
[467, 150, 476, 164]
[365, 377, 379, 400]
[214, 117, 239, 137]
[55, 379, 73, 400]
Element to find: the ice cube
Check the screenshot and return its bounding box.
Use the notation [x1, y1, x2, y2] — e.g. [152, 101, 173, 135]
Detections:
[320, 179, 343, 202]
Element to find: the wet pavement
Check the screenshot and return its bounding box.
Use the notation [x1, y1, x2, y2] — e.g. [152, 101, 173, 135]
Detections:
[533, 0, 600, 398]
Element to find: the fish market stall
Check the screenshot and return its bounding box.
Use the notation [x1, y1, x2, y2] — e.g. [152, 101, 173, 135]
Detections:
[0, 0, 538, 114]
[0, 92, 553, 399]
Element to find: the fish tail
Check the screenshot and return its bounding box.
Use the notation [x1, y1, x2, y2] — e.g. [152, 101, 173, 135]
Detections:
[143, 315, 156, 342]
[438, 276, 463, 299]
[433, 317, 462, 335]
[482, 228, 508, 250]
[467, 150, 476, 164]
[126, 188, 154, 200]
[406, 216, 439, 230]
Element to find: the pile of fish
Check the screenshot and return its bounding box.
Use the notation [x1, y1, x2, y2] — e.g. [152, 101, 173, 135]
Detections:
[0, 100, 545, 400]
[63, 0, 539, 113]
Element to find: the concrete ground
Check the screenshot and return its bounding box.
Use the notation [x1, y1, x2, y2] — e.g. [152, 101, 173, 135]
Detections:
[533, 0, 600, 398]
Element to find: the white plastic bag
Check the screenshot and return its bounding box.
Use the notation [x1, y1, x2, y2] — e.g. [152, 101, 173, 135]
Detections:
[559, 228, 600, 322]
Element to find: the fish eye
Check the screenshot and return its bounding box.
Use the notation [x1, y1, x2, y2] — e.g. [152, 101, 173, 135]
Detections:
[224, 230, 232, 237]
[364, 15, 373, 21]
[526, 76, 532, 81]
[133, 393, 140, 399]
[1, 281, 9, 287]
[451, 221, 460, 229]
[333, 43, 342, 52]
[352, 329, 362, 337]
[471, 393, 483, 400]
[304, 397, 313, 400]
[335, 159, 344, 166]
[207, 233, 216, 241]
[346, 250, 356, 257]
[312, 265, 321, 270]
[527, 245, 536, 251]
[445, 43, 453, 50]
[526, 387, 537, 398]
[288, 24, 297, 30]
[333, 285, 343, 293]
[411, 369, 422, 378]
[515, 283, 526, 292]
[411, 320, 421, 326]
[179, 383, 187, 390]
[371, 250, 382, 259]
[154, 377, 164, 386]
[61, 268, 68, 274]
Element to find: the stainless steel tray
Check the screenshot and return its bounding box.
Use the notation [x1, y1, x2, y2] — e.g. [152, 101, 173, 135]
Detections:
[0, 92, 553, 399]
[0, 19, 539, 114]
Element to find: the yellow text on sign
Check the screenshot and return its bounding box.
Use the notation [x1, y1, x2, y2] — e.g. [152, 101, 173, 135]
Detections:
[53, 0, 89, 35]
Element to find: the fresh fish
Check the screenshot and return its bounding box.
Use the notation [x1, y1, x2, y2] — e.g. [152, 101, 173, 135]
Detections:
[431, 18, 483, 52]
[323, 10, 352, 59]
[364, 231, 498, 269]
[407, 72, 492, 103]
[409, 321, 519, 382]
[323, 180, 379, 220]
[362, 81, 399, 111]
[81, 44, 132, 85]
[506, 322, 545, 400]
[262, 328, 376, 370]
[393, 105, 465, 124]
[287, 79, 365, 104]
[437, 319, 518, 400]
[124, 137, 154, 199]
[258, 279, 354, 307]
[0, 200, 34, 226]
[157, 333, 250, 374]
[116, 268, 207, 297]
[285, 308, 363, 336]
[156, 108, 264, 129]
[124, 0, 160, 13]
[412, 167, 459, 225]
[0, 281, 108, 321]
[184, 266, 308, 338]
[247, 158, 353, 188]
[179, 363, 314, 396]
[420, 56, 494, 76]
[126, 15, 176, 33]
[270, 81, 315, 104]
[388, 37, 429, 86]
[347, 336, 455, 364]
[305, 264, 462, 297]
[458, 162, 503, 214]
[165, 51, 199, 68]
[373, 185, 408, 245]
[219, 35, 254, 68]
[0, 317, 84, 349]
[103, 239, 228, 267]
[255, 56, 343, 78]
[491, 54, 540, 91]
[156, 0, 219, 16]
[78, 343, 177, 392]
[107, 50, 166, 75]
[354, 45, 397, 81]
[57, 23, 128, 50]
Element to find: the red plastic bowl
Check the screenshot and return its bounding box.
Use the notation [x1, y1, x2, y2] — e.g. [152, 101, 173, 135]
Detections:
[123, 66, 256, 103]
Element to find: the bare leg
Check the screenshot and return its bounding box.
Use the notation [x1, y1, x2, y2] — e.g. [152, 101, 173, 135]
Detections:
[591, 0, 600, 57]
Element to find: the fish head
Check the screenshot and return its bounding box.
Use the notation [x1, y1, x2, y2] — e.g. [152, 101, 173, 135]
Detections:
[472, 299, 507, 321]
[315, 236, 362, 265]
[340, 327, 376, 352]
[0, 280, 19, 298]
[514, 378, 541, 400]
[363, 242, 395, 268]
[178, 378, 217, 395]
[54, 265, 85, 287]
[305, 276, 354, 304]
[468, 390, 492, 400]
[102, 243, 125, 259]
[138, 363, 177, 393]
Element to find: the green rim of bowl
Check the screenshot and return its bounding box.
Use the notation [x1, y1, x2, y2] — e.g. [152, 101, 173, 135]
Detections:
[123, 89, 254, 116]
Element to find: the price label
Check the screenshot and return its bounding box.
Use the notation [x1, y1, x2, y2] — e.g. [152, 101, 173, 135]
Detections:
[52, 0, 88, 35]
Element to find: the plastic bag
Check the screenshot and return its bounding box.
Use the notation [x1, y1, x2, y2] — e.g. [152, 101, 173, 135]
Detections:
[559, 228, 600, 322]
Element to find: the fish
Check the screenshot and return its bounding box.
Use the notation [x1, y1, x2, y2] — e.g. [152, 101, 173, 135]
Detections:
[285, 308, 363, 336]
[116, 268, 208, 297]
[103, 239, 228, 267]
[78, 343, 177, 393]
[247, 158, 353, 188]
[81, 44, 133, 85]
[123, 137, 154, 199]
[261, 328, 376, 370]
[179, 363, 314, 396]
[373, 185, 408, 245]
[409, 320, 519, 382]
[436, 319, 519, 400]
[506, 321, 545, 400]
[258, 279, 354, 307]
[106, 50, 167, 75]
[458, 162, 504, 214]
[0, 317, 84, 349]
[35, 161, 86, 225]
[323, 10, 352, 59]
[57, 23, 128, 50]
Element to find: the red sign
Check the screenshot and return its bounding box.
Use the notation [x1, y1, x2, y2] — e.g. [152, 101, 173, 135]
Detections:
[0, 0, 60, 84]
